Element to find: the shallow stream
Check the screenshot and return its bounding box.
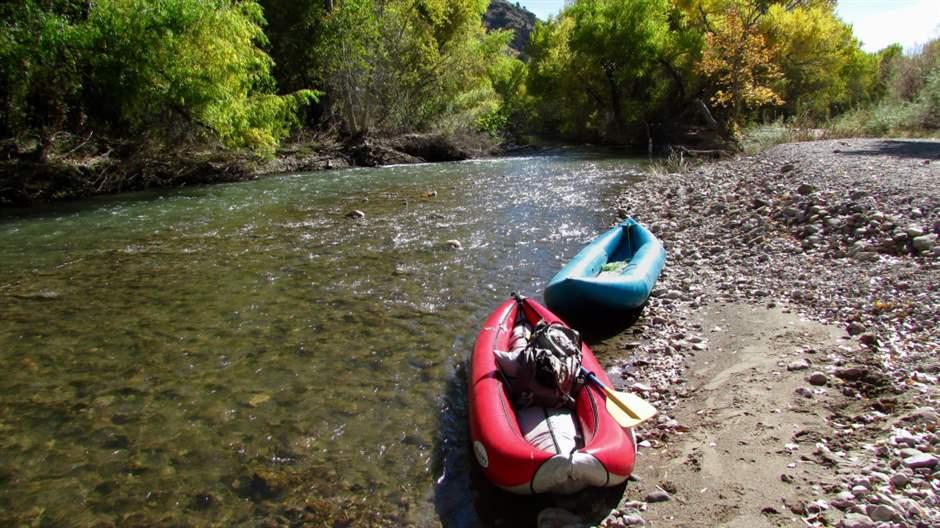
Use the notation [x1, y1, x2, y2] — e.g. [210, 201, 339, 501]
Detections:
[0, 151, 646, 526]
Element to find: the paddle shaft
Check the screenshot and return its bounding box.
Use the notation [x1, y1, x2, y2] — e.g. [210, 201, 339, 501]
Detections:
[582, 369, 639, 418]
[580, 367, 656, 425]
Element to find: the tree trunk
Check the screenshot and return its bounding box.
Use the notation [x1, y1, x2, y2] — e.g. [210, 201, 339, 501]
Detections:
[604, 65, 626, 142]
[695, 98, 720, 132]
[659, 59, 686, 104]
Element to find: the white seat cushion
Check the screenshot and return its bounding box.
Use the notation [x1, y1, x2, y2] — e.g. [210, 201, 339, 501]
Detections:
[517, 406, 581, 455]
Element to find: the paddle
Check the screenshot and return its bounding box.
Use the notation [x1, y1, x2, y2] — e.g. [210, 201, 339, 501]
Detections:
[581, 368, 657, 428]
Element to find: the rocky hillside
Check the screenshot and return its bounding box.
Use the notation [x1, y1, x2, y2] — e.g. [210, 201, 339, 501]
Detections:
[485, 0, 537, 57]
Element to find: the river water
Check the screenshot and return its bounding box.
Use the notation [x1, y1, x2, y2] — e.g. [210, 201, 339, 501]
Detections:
[0, 152, 646, 526]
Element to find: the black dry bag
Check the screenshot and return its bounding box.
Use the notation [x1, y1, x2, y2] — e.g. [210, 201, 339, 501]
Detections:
[511, 321, 583, 408]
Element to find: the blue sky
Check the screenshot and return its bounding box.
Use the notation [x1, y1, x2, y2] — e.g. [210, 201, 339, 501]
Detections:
[516, 0, 940, 53]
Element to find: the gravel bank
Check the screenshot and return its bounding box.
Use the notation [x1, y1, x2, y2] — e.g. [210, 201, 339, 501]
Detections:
[602, 139, 939, 528]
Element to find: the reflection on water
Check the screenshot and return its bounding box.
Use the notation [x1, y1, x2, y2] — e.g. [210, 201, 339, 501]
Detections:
[0, 152, 646, 526]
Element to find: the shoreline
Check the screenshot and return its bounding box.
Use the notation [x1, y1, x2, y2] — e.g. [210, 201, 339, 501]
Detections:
[0, 129, 702, 208]
[0, 132, 505, 207]
[597, 138, 939, 527]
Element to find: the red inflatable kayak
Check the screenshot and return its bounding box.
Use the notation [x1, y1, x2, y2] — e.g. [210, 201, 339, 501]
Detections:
[468, 296, 636, 494]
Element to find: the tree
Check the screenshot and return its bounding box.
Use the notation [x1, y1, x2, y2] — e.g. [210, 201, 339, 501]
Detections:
[477, 52, 529, 140]
[695, 1, 784, 133]
[259, 0, 333, 95]
[567, 0, 672, 140]
[0, 1, 89, 159]
[85, 0, 317, 153]
[526, 0, 672, 143]
[0, 0, 317, 157]
[301, 0, 505, 136]
[762, 2, 873, 118]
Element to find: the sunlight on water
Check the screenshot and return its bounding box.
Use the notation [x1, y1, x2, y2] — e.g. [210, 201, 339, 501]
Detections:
[0, 151, 646, 526]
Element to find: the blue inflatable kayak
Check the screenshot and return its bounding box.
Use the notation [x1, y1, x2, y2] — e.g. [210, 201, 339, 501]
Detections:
[544, 218, 666, 315]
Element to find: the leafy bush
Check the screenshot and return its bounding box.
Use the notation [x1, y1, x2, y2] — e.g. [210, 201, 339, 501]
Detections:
[1, 0, 316, 157]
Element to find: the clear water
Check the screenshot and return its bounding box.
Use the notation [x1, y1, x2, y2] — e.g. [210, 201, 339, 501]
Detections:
[0, 152, 646, 526]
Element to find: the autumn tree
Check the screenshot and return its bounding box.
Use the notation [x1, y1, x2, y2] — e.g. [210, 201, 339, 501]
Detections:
[695, 1, 784, 134]
[762, 2, 876, 118]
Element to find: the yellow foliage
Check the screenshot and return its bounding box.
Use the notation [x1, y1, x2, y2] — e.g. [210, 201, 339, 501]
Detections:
[697, 5, 784, 114]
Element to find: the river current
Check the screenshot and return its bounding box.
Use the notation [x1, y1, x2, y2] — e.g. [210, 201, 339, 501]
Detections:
[0, 151, 646, 526]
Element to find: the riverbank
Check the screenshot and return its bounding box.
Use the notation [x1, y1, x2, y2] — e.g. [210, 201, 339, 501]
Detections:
[596, 139, 939, 527]
[0, 131, 497, 206]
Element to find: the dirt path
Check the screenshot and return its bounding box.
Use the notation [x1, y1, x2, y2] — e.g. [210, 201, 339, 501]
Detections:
[623, 302, 848, 527]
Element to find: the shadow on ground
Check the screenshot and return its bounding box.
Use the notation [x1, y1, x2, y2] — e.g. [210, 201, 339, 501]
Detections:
[835, 139, 940, 161]
[470, 475, 626, 528]
[558, 306, 645, 345]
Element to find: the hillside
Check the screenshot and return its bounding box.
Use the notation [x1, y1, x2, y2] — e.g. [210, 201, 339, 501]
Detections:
[485, 0, 538, 57]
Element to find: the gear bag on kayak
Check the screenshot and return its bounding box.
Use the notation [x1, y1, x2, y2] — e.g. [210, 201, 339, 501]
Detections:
[511, 321, 583, 408]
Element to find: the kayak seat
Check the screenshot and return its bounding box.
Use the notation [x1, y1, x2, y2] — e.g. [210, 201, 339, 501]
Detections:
[517, 406, 583, 455]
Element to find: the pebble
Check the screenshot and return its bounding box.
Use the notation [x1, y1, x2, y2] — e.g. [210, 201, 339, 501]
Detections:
[846, 321, 866, 335]
[892, 430, 917, 447]
[839, 512, 874, 528]
[808, 371, 828, 386]
[620, 514, 645, 526]
[832, 491, 855, 510]
[903, 453, 938, 469]
[889, 473, 909, 488]
[344, 209, 366, 219]
[865, 504, 897, 522]
[607, 139, 939, 528]
[794, 387, 814, 398]
[797, 183, 817, 195]
[445, 239, 462, 249]
[834, 367, 867, 381]
[913, 233, 937, 252]
[788, 359, 811, 371]
[644, 490, 671, 503]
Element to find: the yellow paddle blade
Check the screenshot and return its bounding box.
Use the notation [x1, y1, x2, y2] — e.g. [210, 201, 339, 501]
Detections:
[601, 385, 657, 427]
[604, 396, 644, 428]
[581, 367, 658, 428]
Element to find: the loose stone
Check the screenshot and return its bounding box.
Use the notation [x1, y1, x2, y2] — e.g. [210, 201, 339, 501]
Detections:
[620, 514, 645, 526]
[865, 504, 898, 522]
[797, 183, 817, 195]
[839, 512, 875, 528]
[889, 473, 910, 488]
[846, 321, 866, 335]
[794, 387, 814, 399]
[808, 372, 828, 386]
[788, 359, 811, 371]
[903, 453, 938, 469]
[913, 233, 937, 252]
[644, 490, 671, 503]
[834, 367, 867, 381]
